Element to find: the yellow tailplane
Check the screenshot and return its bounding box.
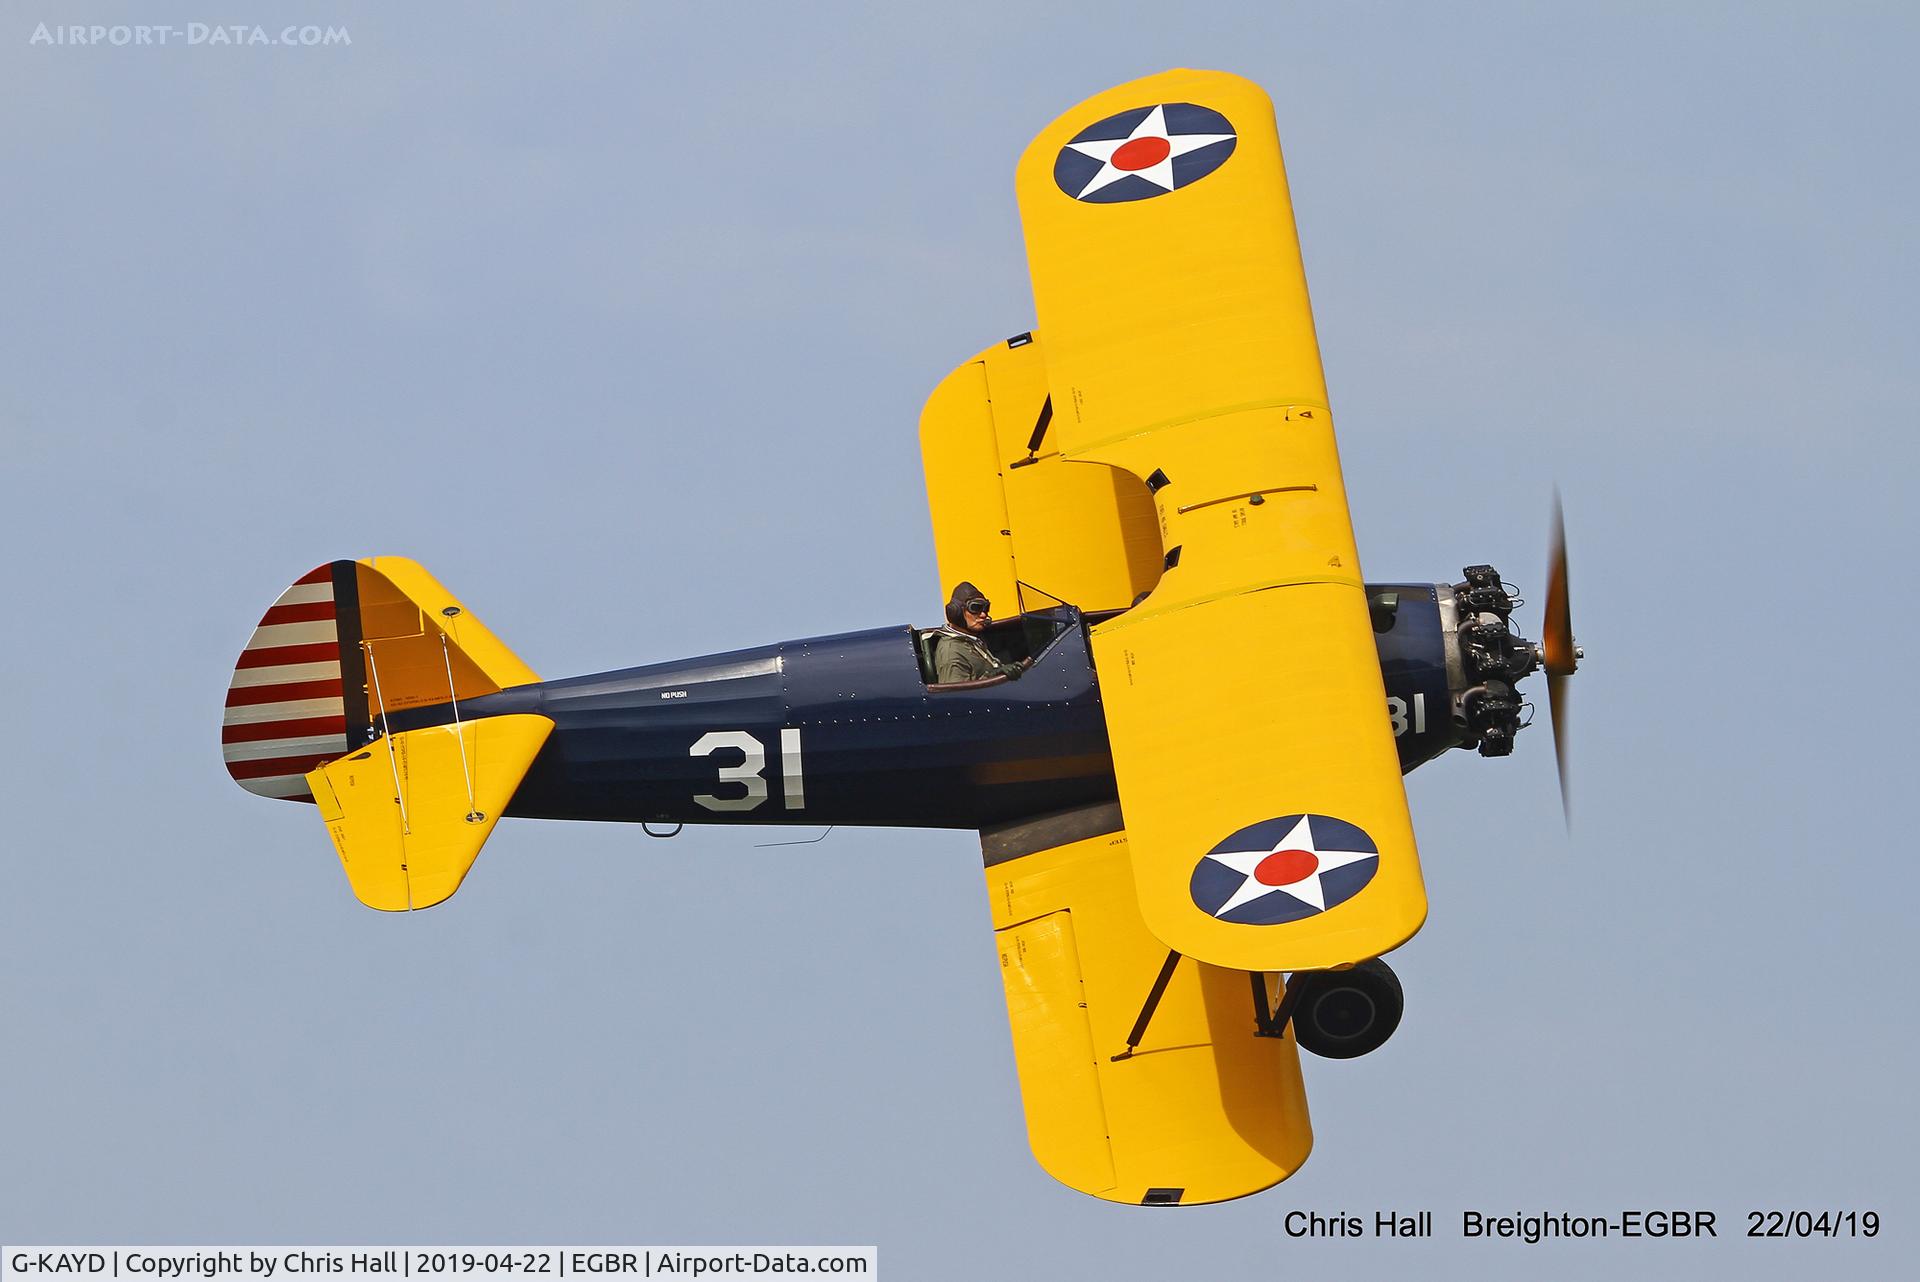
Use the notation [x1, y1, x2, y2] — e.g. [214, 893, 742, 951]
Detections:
[307, 714, 554, 912]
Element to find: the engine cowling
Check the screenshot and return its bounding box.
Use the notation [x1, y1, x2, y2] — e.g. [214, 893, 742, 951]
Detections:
[1369, 566, 1543, 772]
[1448, 565, 1541, 758]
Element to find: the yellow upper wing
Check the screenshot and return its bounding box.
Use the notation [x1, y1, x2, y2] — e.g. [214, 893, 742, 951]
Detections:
[1016, 69, 1425, 971]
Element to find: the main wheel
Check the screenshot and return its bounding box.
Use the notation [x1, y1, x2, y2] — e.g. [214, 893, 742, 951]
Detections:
[1289, 958, 1404, 1059]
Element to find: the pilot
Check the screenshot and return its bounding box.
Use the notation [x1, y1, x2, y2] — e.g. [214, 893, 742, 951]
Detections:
[933, 582, 1023, 684]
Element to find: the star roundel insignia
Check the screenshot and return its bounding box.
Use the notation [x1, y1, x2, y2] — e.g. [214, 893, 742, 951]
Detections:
[1054, 102, 1237, 203]
[1189, 814, 1380, 926]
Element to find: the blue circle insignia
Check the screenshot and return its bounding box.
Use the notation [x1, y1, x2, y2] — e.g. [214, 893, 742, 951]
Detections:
[1188, 813, 1380, 926]
[1054, 102, 1237, 203]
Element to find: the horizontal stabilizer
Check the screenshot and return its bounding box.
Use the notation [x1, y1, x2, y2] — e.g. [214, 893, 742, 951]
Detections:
[307, 714, 554, 911]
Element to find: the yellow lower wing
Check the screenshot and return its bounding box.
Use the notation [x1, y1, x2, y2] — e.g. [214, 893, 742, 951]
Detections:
[307, 714, 554, 911]
[986, 807, 1312, 1204]
[919, 335, 1163, 615]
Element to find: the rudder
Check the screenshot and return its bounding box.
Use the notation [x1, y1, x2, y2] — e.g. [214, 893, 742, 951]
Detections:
[223, 558, 550, 911]
[222, 558, 539, 801]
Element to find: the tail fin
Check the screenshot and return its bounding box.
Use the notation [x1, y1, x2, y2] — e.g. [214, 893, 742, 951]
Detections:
[223, 558, 539, 800]
[224, 558, 551, 911]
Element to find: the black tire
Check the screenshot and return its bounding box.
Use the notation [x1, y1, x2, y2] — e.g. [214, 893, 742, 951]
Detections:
[1289, 958, 1404, 1060]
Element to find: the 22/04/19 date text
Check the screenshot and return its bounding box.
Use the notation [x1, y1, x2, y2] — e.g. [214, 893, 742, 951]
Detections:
[1747, 1210, 1879, 1238]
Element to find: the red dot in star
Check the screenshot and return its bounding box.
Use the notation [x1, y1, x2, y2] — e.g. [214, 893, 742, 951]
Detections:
[1255, 849, 1319, 886]
[1112, 136, 1171, 172]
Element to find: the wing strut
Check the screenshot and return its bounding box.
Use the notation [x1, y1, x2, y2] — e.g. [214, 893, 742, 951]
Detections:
[1114, 958, 1310, 1059]
[1008, 395, 1053, 470]
[1109, 948, 1182, 1062]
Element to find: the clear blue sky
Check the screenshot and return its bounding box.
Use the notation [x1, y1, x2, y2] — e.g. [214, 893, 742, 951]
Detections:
[3, 3, 1915, 1278]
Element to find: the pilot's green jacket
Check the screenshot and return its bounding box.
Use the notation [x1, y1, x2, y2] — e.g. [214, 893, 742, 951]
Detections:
[933, 627, 1011, 683]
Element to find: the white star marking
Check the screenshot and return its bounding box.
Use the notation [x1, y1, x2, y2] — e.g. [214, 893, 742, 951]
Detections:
[1202, 815, 1377, 919]
[1063, 104, 1235, 199]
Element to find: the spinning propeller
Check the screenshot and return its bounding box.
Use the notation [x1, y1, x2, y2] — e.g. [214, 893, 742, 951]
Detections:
[1540, 493, 1580, 826]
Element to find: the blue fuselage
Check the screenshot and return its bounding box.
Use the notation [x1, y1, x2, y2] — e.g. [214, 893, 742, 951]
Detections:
[394, 586, 1459, 831]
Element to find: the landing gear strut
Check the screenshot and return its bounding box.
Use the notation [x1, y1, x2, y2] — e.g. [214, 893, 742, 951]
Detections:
[1259, 958, 1405, 1059]
[1114, 952, 1407, 1062]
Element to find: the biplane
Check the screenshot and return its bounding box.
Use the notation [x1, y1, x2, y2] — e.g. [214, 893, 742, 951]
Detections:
[221, 69, 1579, 1205]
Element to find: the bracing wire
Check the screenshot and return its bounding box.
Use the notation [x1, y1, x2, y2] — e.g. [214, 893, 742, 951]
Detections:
[440, 633, 479, 820]
[363, 641, 409, 836]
